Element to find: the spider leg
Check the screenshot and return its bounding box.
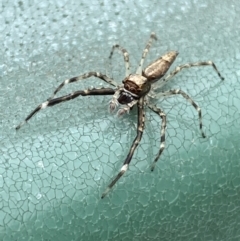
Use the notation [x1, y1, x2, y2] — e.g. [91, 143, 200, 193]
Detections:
[147, 103, 166, 171]
[159, 89, 206, 138]
[109, 44, 130, 77]
[162, 61, 224, 84]
[136, 32, 157, 75]
[48, 72, 118, 100]
[101, 97, 145, 198]
[16, 87, 115, 130]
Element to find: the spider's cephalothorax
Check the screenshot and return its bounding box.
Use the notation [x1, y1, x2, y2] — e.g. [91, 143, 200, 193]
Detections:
[16, 33, 224, 198]
[123, 74, 150, 97]
[111, 74, 151, 114]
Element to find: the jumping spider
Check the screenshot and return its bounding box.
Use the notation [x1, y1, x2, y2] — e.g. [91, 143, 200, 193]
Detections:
[16, 33, 224, 198]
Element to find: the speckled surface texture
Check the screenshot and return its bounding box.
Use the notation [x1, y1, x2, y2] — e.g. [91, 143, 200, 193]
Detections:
[1, 0, 240, 240]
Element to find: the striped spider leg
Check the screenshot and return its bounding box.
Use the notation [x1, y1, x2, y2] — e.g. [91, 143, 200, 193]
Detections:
[15, 72, 118, 130]
[16, 32, 224, 198]
[101, 96, 146, 198]
[153, 61, 224, 92]
[15, 87, 116, 130]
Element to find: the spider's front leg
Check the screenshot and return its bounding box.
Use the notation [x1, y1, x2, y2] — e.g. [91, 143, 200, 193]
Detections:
[48, 72, 118, 100]
[15, 87, 115, 130]
[101, 97, 145, 198]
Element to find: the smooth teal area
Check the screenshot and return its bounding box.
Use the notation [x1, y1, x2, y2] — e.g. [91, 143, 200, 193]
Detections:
[1, 0, 240, 240]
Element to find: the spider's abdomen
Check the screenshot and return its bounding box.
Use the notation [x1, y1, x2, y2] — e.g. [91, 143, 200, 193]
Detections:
[143, 51, 178, 82]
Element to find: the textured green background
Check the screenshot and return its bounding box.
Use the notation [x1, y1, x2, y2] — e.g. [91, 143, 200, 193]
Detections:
[1, 0, 240, 240]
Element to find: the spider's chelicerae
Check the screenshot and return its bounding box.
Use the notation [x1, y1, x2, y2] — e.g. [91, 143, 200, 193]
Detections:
[16, 33, 224, 198]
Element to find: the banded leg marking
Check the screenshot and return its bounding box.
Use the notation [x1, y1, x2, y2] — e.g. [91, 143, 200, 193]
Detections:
[136, 32, 157, 74]
[147, 103, 167, 171]
[109, 44, 130, 77]
[163, 61, 224, 84]
[101, 97, 145, 198]
[16, 87, 115, 130]
[161, 89, 206, 138]
[49, 72, 117, 100]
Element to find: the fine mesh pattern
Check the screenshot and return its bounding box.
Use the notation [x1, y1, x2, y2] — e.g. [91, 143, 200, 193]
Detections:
[1, 0, 240, 240]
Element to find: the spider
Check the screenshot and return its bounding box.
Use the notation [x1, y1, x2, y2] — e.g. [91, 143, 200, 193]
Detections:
[16, 33, 224, 198]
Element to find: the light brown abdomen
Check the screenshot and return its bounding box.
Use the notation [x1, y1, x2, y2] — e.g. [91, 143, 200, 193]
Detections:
[143, 51, 178, 82]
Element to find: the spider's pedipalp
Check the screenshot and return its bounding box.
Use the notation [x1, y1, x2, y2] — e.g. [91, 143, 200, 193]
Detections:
[109, 84, 140, 116]
[117, 99, 138, 117]
[109, 89, 122, 113]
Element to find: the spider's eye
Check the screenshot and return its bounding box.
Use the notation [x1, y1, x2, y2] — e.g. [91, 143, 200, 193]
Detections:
[124, 81, 138, 95]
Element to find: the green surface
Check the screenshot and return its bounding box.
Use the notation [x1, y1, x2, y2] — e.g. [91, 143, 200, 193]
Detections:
[1, 0, 240, 240]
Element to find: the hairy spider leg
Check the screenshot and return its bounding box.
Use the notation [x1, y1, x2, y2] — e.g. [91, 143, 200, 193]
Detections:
[154, 61, 225, 91]
[147, 103, 167, 171]
[48, 72, 118, 100]
[109, 44, 130, 77]
[136, 32, 157, 75]
[101, 97, 145, 198]
[15, 87, 115, 130]
[158, 89, 206, 138]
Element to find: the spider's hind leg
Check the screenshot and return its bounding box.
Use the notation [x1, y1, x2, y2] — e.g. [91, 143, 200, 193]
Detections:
[162, 61, 224, 84]
[136, 32, 157, 74]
